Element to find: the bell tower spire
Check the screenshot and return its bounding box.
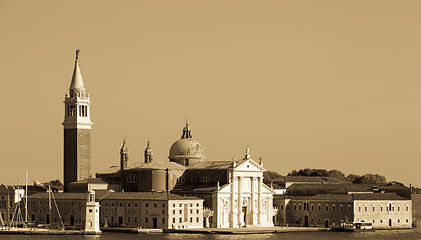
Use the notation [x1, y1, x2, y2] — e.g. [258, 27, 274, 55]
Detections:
[63, 50, 93, 192]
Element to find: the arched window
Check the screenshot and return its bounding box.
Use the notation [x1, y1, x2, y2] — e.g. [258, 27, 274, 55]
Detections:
[127, 173, 137, 183]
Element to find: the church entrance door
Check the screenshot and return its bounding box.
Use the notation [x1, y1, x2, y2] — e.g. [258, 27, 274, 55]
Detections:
[304, 215, 309, 227]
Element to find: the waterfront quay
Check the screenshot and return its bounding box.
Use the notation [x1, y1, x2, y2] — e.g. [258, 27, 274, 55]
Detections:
[102, 226, 328, 234]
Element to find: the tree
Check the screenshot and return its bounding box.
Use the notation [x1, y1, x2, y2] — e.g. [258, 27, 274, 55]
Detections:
[327, 170, 346, 179]
[346, 174, 361, 183]
[356, 174, 387, 184]
[47, 179, 63, 186]
[264, 171, 284, 182]
[287, 168, 345, 179]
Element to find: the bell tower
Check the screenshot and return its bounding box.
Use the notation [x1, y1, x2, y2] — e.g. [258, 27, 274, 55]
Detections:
[62, 50, 93, 191]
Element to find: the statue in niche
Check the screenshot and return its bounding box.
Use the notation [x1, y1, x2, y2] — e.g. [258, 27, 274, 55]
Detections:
[242, 197, 248, 206]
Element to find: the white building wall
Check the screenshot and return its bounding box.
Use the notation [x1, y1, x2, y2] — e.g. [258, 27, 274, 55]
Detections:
[354, 200, 412, 229]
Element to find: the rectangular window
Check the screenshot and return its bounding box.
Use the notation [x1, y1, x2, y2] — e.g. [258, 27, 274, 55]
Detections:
[173, 204, 176, 207]
[162, 210, 165, 214]
[173, 218, 176, 223]
[135, 217, 137, 223]
[179, 217, 182, 223]
[190, 217, 192, 223]
[128, 217, 130, 223]
[162, 218, 165, 223]
[373, 206, 375, 211]
[154, 203, 157, 208]
[197, 203, 199, 207]
[179, 204, 182, 207]
[332, 206, 336, 212]
[163, 204, 165, 208]
[197, 217, 199, 222]
[364, 206, 367, 212]
[326, 205, 329, 211]
[146, 217, 148, 223]
[146, 203, 149, 208]
[128, 203, 131, 207]
[173, 210, 176, 214]
[196, 209, 199, 214]
[135, 203, 137, 207]
[179, 209, 182, 214]
[190, 209, 193, 214]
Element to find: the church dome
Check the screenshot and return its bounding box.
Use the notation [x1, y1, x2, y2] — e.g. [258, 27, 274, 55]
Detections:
[169, 138, 204, 159]
[169, 122, 205, 165]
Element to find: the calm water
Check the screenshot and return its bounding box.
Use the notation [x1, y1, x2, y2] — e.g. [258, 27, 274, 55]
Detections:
[1, 195, 420, 240]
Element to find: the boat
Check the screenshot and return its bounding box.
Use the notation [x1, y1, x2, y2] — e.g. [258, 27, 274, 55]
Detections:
[331, 221, 375, 232]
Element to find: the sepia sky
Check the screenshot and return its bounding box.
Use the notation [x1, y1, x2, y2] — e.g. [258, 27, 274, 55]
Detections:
[0, 0, 420, 187]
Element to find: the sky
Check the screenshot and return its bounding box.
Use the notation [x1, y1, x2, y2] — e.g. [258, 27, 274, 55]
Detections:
[0, 0, 420, 187]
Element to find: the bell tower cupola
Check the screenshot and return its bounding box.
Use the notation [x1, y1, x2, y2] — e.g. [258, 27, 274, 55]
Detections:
[63, 50, 93, 192]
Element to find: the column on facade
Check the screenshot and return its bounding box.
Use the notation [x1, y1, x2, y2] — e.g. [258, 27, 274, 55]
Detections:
[258, 176, 262, 224]
[237, 176, 243, 227]
[251, 176, 256, 225]
[268, 197, 273, 225]
[230, 172, 235, 228]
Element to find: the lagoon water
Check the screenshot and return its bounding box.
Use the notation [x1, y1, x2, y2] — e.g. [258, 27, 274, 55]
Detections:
[1, 195, 420, 240]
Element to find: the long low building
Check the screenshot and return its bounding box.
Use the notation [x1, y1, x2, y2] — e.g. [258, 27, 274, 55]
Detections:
[28, 191, 204, 230]
[274, 192, 413, 229]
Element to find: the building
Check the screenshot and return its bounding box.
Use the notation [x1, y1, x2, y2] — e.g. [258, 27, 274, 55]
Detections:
[97, 140, 187, 192]
[0, 184, 25, 226]
[28, 191, 203, 230]
[97, 122, 276, 228]
[273, 182, 413, 229]
[171, 148, 275, 228]
[62, 50, 93, 192]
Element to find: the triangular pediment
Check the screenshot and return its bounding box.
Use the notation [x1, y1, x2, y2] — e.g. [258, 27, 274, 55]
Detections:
[234, 158, 265, 172]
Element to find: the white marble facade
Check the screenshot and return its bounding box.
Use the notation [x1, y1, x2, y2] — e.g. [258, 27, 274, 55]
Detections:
[212, 158, 274, 228]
